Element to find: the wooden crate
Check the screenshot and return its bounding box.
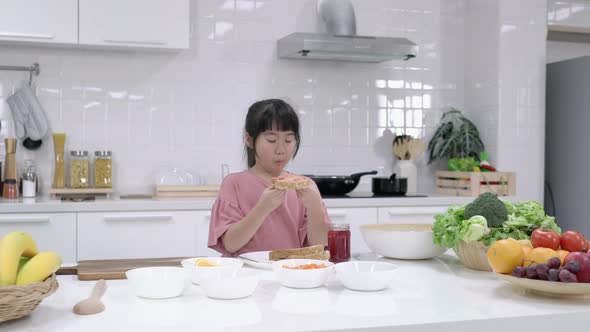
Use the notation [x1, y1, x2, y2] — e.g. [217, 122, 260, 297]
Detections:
[436, 171, 516, 196]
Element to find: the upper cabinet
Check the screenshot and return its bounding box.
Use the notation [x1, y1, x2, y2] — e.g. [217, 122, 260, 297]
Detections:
[0, 0, 78, 44]
[0, 0, 189, 50]
[79, 0, 190, 49]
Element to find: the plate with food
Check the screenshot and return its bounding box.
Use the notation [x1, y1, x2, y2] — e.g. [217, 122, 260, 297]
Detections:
[239, 244, 330, 269]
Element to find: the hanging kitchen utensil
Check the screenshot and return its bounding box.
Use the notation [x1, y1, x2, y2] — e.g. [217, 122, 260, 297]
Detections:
[304, 171, 377, 195]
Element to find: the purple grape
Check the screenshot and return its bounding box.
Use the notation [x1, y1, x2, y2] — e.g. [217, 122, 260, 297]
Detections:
[512, 266, 526, 278]
[547, 257, 561, 269]
[564, 261, 581, 274]
[526, 266, 538, 279]
[559, 269, 578, 282]
[547, 269, 560, 282]
[536, 264, 550, 280]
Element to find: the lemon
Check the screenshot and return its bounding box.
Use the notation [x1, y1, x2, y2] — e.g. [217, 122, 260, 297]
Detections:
[195, 259, 218, 267]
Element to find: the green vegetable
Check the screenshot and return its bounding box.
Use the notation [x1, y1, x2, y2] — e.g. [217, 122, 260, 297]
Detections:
[464, 192, 508, 228]
[432, 193, 561, 249]
[432, 205, 464, 250]
[458, 215, 490, 242]
[448, 157, 479, 172]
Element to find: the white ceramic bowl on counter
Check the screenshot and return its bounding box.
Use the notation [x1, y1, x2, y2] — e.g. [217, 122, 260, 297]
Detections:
[334, 261, 398, 291]
[199, 269, 261, 300]
[273, 259, 334, 289]
[360, 224, 447, 260]
[181, 257, 243, 285]
[126, 267, 188, 299]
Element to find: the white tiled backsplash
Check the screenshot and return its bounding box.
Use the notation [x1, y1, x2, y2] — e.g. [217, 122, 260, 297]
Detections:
[0, 0, 464, 195]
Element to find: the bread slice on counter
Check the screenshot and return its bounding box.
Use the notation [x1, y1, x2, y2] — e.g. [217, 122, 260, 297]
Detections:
[269, 244, 329, 261]
[271, 174, 309, 190]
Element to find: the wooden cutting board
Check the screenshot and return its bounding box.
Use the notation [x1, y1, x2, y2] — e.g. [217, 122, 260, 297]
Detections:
[72, 257, 191, 281]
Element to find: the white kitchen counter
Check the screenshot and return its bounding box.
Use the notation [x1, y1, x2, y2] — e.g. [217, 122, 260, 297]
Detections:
[0, 194, 485, 213]
[3, 252, 590, 332]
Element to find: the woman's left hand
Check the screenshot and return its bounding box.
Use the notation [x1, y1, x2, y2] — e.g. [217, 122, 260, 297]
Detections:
[296, 185, 322, 210]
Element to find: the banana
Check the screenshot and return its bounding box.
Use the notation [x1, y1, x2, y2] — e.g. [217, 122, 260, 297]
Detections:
[0, 232, 38, 286]
[16, 252, 62, 286]
[18, 256, 30, 271]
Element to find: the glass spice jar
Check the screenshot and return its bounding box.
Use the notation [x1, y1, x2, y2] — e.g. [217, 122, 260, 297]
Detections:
[2, 179, 18, 199]
[328, 223, 351, 263]
[69, 150, 89, 188]
[94, 151, 112, 188]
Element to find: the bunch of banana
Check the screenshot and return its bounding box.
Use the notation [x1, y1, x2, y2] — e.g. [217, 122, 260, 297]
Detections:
[0, 231, 62, 286]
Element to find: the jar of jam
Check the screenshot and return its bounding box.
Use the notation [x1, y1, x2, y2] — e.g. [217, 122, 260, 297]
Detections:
[328, 223, 351, 263]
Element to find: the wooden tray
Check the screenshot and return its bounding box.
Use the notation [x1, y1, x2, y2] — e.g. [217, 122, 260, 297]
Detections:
[154, 185, 219, 198]
[48, 188, 114, 199]
[75, 257, 191, 281]
[496, 273, 590, 296]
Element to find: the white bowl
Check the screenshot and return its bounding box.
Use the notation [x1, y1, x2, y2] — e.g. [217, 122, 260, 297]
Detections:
[360, 224, 447, 260]
[199, 269, 260, 300]
[126, 267, 188, 299]
[273, 259, 334, 289]
[334, 261, 398, 291]
[181, 257, 243, 285]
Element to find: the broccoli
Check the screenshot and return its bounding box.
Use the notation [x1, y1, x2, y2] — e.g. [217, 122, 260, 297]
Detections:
[463, 192, 508, 228]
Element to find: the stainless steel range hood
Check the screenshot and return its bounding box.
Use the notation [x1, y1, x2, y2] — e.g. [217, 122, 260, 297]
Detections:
[277, 0, 418, 63]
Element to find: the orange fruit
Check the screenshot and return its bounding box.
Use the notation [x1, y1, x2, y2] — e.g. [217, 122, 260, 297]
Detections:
[522, 246, 532, 259]
[487, 239, 525, 274]
[556, 249, 570, 266]
[523, 247, 557, 267]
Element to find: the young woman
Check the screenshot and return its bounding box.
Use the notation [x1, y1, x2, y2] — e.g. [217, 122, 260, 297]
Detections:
[208, 99, 329, 256]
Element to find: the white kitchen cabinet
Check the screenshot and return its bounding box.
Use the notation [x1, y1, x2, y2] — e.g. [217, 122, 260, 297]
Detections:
[377, 206, 448, 225]
[194, 212, 221, 257]
[79, 0, 190, 49]
[77, 211, 199, 260]
[0, 213, 77, 264]
[327, 207, 377, 254]
[0, 0, 78, 44]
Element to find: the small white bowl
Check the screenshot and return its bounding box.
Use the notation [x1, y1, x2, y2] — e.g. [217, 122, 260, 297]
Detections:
[126, 267, 188, 299]
[360, 224, 447, 260]
[181, 257, 243, 285]
[334, 261, 398, 291]
[199, 269, 260, 300]
[273, 259, 334, 289]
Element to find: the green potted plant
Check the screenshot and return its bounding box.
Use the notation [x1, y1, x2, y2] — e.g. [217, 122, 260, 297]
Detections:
[427, 108, 485, 171]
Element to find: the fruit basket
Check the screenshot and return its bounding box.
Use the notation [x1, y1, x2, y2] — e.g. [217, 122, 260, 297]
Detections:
[0, 274, 59, 323]
[455, 241, 492, 272]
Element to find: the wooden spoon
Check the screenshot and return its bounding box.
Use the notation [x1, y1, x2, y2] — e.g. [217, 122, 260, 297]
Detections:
[407, 139, 426, 160]
[73, 279, 107, 315]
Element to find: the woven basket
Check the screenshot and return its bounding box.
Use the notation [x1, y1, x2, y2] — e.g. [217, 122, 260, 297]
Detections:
[455, 241, 492, 272]
[0, 275, 59, 323]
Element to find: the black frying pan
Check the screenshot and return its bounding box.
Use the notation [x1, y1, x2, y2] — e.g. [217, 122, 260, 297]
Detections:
[304, 171, 378, 196]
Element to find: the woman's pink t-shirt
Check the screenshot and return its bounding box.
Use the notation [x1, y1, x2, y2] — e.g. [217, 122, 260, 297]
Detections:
[208, 170, 330, 256]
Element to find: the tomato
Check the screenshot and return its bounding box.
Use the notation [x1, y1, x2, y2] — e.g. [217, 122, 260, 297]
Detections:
[531, 228, 561, 250]
[560, 230, 589, 252]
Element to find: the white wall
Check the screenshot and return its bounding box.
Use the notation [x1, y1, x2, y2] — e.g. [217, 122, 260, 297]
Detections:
[463, 0, 547, 202]
[0, 0, 463, 195]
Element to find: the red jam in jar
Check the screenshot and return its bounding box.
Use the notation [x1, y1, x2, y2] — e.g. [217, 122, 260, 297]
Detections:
[328, 223, 350, 263]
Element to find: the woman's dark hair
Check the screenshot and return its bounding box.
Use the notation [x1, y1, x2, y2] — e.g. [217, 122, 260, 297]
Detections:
[244, 99, 301, 168]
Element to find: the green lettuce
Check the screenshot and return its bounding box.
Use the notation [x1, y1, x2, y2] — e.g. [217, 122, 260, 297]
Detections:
[458, 215, 490, 242]
[433, 198, 561, 249]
